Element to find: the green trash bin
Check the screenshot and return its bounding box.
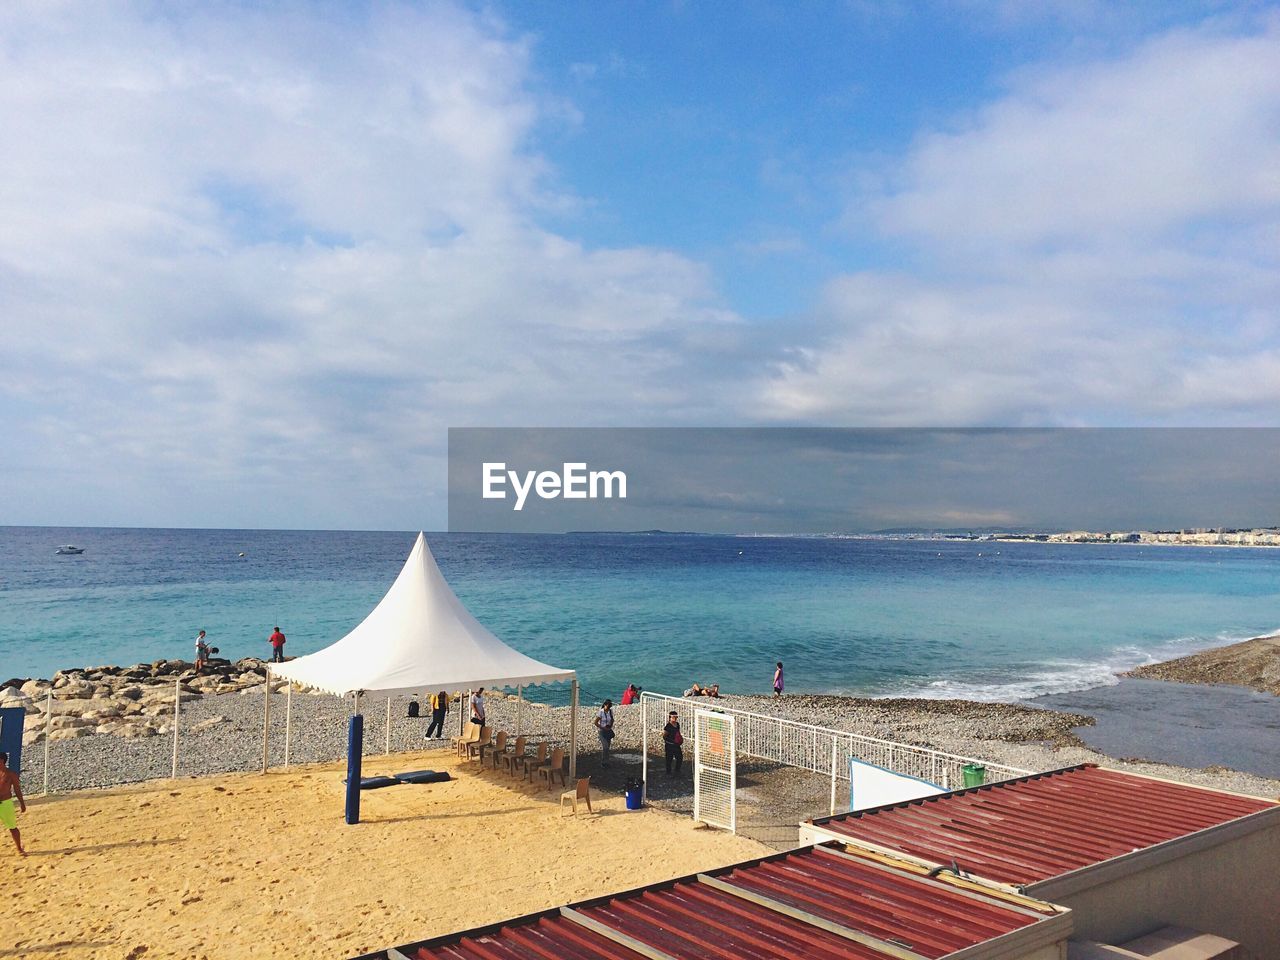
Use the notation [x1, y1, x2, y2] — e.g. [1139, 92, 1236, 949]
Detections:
[962, 763, 986, 787]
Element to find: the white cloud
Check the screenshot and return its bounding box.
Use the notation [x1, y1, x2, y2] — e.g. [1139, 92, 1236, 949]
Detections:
[0, 3, 745, 527]
[763, 17, 1280, 425]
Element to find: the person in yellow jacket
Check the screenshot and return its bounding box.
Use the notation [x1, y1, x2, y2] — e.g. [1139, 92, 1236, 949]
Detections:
[425, 690, 450, 740]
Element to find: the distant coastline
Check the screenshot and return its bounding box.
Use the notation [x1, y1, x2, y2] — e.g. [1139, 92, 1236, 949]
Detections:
[732, 527, 1280, 546]
[997, 528, 1280, 548]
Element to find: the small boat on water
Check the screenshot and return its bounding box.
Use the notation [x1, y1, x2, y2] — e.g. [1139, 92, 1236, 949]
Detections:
[55, 545, 85, 555]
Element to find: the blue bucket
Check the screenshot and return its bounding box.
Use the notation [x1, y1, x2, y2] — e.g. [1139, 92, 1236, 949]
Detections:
[625, 787, 643, 810]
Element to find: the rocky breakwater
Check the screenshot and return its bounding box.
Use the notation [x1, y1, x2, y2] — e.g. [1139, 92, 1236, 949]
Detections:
[0, 658, 284, 747]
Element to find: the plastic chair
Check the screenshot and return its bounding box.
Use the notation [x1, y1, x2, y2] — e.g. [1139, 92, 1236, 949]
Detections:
[498, 735, 528, 775]
[561, 777, 593, 815]
[451, 722, 479, 756]
[481, 730, 508, 767]
[536, 747, 566, 790]
[519, 742, 549, 781]
[465, 726, 492, 762]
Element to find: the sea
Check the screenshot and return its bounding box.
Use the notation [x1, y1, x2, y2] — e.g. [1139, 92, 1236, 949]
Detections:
[4, 526, 1278, 699]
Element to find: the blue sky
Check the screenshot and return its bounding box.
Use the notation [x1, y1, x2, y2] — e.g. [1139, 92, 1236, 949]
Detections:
[1, 2, 1278, 529]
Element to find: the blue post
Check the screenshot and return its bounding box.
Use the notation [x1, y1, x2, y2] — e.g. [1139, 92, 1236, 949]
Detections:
[0, 707, 25, 777]
[345, 714, 363, 825]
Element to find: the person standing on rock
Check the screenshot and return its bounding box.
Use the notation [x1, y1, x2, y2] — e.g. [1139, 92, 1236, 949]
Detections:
[773, 661, 784, 697]
[194, 630, 210, 675]
[0, 752, 26, 857]
[425, 690, 450, 739]
[268, 626, 286, 663]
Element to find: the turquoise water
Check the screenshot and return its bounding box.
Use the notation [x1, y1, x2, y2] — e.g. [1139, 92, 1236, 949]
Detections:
[2, 527, 1278, 703]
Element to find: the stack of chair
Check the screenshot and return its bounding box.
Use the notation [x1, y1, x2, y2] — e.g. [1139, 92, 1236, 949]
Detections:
[450, 721, 480, 756]
[465, 726, 492, 761]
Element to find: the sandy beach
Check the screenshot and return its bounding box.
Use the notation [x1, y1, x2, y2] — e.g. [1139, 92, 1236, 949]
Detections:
[0, 749, 767, 960]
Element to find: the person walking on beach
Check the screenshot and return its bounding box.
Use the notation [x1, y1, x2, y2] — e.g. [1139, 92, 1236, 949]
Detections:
[595, 700, 615, 767]
[267, 626, 286, 663]
[425, 690, 450, 739]
[0, 752, 26, 857]
[773, 661, 784, 697]
[662, 711, 683, 776]
[469, 688, 486, 726]
[194, 630, 210, 675]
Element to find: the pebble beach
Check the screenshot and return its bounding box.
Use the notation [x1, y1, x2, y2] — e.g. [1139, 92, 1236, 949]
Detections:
[6, 653, 1277, 806]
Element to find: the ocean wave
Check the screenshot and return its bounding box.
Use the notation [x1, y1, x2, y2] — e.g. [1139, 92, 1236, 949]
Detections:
[883, 629, 1273, 703]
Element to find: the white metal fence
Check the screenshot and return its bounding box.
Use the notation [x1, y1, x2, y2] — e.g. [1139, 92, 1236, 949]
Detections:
[641, 691, 1030, 825]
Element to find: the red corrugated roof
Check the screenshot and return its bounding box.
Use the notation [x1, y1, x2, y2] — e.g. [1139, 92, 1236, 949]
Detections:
[424, 914, 645, 960]
[808, 764, 1277, 887]
[375, 844, 1059, 960]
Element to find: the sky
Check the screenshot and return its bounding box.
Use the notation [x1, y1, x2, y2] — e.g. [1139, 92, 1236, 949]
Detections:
[2, 1, 1278, 530]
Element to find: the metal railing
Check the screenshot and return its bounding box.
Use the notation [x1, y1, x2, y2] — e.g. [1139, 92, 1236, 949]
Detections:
[640, 691, 1030, 819]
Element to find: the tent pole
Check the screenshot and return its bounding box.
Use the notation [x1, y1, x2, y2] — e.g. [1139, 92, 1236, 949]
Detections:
[43, 688, 52, 795]
[517, 684, 523, 737]
[641, 695, 648, 802]
[283, 683, 293, 768]
[385, 696, 391, 755]
[171, 677, 180, 779]
[569, 679, 579, 781]
[261, 667, 271, 773]
[462, 688, 470, 733]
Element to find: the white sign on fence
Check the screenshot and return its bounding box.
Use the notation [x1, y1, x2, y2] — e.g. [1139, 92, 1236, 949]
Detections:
[693, 709, 736, 832]
[849, 757, 946, 811]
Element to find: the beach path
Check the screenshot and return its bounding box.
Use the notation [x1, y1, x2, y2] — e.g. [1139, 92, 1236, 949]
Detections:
[1, 749, 768, 959]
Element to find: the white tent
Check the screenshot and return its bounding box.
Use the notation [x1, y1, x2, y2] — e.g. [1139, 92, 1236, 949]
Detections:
[264, 532, 579, 776]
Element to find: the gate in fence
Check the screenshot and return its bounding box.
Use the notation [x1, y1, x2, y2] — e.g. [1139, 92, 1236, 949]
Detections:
[640, 691, 1031, 833]
[692, 709, 736, 832]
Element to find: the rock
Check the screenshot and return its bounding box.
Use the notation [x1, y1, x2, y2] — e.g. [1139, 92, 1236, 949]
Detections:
[56, 696, 120, 716]
[20, 679, 48, 698]
[188, 716, 227, 733]
[22, 729, 43, 746]
[118, 723, 158, 739]
[117, 685, 145, 701]
[0, 687, 31, 707]
[48, 726, 92, 741]
[53, 679, 95, 699]
[49, 715, 96, 730]
[141, 690, 199, 707]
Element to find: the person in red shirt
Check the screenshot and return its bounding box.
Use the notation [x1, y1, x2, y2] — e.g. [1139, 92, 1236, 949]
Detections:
[268, 626, 286, 663]
[620, 683, 639, 706]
